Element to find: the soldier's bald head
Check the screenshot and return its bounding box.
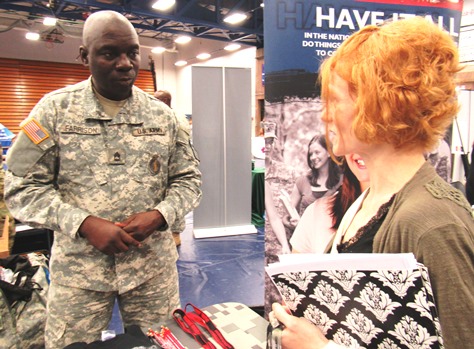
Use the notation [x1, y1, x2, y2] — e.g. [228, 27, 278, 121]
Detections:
[79, 10, 141, 100]
[82, 11, 137, 47]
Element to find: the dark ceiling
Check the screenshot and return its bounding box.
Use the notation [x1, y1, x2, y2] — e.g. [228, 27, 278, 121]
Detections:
[0, 0, 264, 48]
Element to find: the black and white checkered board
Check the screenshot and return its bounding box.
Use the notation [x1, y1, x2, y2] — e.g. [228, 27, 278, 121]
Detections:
[158, 302, 268, 349]
[203, 302, 267, 349]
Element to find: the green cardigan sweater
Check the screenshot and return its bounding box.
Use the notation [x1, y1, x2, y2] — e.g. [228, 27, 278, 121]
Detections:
[372, 162, 474, 349]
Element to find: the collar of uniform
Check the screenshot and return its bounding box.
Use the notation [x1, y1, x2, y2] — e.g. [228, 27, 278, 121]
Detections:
[82, 77, 144, 126]
[109, 91, 144, 126]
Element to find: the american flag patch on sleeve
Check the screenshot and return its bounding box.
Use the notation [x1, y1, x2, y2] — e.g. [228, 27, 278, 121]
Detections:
[21, 118, 50, 144]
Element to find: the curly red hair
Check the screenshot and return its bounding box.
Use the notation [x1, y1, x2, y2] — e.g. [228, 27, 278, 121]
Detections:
[320, 17, 461, 151]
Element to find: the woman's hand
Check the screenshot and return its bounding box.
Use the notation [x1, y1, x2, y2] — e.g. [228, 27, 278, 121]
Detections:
[282, 214, 299, 230]
[272, 303, 330, 349]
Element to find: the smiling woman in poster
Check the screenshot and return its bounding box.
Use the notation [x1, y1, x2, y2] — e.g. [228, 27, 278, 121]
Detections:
[272, 17, 474, 349]
[282, 133, 341, 230]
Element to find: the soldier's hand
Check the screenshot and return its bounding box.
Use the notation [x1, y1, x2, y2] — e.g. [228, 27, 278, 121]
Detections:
[115, 210, 166, 242]
[79, 216, 141, 255]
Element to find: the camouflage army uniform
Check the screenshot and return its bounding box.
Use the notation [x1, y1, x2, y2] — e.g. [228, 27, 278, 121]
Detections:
[4, 78, 202, 346]
[166, 110, 191, 238]
[0, 155, 15, 252]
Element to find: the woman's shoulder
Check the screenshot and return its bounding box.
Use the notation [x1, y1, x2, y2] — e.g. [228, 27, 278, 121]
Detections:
[424, 178, 471, 210]
[400, 175, 471, 213]
[396, 163, 470, 212]
[389, 177, 473, 236]
[376, 181, 474, 256]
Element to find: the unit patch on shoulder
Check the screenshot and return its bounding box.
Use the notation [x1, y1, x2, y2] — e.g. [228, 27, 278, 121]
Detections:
[21, 118, 50, 144]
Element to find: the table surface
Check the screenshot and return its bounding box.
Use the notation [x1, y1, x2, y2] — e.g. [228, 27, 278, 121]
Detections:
[154, 302, 268, 349]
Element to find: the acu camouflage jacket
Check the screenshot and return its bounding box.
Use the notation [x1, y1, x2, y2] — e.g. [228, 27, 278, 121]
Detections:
[4, 78, 202, 293]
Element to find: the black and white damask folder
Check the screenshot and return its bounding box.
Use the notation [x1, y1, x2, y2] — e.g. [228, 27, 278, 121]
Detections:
[266, 253, 444, 349]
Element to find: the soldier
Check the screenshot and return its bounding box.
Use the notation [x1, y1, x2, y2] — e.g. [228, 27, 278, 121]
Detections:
[4, 10, 202, 349]
[0, 151, 15, 252]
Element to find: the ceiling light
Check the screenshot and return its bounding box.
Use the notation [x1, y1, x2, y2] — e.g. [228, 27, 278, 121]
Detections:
[151, 46, 166, 54]
[43, 17, 57, 26]
[174, 35, 191, 44]
[223, 12, 248, 25]
[196, 53, 211, 60]
[224, 43, 241, 51]
[25, 32, 40, 41]
[152, 0, 175, 11]
[174, 60, 187, 67]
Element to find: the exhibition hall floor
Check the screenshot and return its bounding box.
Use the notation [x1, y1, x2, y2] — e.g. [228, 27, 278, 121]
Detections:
[108, 212, 265, 333]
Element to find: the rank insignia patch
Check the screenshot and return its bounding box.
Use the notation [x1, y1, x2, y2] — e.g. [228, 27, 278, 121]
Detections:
[107, 148, 126, 165]
[21, 118, 49, 144]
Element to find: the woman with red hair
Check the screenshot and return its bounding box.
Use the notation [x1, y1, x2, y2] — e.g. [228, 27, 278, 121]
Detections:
[272, 17, 474, 349]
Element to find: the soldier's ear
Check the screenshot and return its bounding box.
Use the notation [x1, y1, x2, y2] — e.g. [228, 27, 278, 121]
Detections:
[79, 46, 89, 66]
